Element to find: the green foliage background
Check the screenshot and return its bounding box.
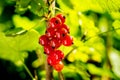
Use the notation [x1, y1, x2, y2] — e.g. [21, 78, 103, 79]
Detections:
[0, 0, 120, 80]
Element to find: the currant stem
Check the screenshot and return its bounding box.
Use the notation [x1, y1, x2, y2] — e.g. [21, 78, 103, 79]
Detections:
[44, 0, 55, 80]
[45, 59, 54, 80]
[55, 7, 66, 13]
[58, 71, 65, 80]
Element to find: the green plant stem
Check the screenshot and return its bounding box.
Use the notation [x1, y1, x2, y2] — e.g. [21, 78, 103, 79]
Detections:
[84, 28, 120, 42]
[55, 7, 67, 14]
[34, 70, 38, 80]
[19, 54, 35, 80]
[64, 46, 77, 59]
[101, 19, 112, 80]
[58, 72, 65, 80]
[23, 63, 35, 80]
[30, 17, 46, 29]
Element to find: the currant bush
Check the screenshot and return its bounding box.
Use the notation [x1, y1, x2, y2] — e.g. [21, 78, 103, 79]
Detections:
[39, 13, 73, 72]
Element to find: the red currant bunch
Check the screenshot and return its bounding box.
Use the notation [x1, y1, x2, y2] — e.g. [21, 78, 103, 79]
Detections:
[39, 14, 73, 72]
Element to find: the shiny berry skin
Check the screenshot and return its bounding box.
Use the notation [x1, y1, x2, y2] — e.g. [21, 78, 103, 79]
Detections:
[45, 27, 57, 38]
[47, 53, 60, 65]
[39, 35, 48, 46]
[56, 14, 65, 23]
[55, 28, 68, 39]
[49, 38, 62, 48]
[61, 24, 70, 33]
[44, 45, 54, 55]
[48, 22, 55, 28]
[53, 50, 64, 60]
[53, 61, 64, 72]
[62, 35, 73, 46]
[48, 17, 62, 28]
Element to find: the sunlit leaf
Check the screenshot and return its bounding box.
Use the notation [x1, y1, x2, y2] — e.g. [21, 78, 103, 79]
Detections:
[66, 11, 79, 36]
[0, 29, 40, 65]
[57, 0, 73, 13]
[109, 48, 120, 78]
[98, 16, 109, 33]
[61, 0, 73, 9]
[63, 64, 90, 80]
[112, 20, 120, 35]
[12, 15, 36, 30]
[71, 0, 104, 13]
[97, 0, 120, 19]
[78, 13, 100, 39]
[87, 64, 115, 78]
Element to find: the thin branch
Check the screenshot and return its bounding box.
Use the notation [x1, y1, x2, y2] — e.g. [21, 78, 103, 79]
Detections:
[58, 72, 65, 80]
[84, 28, 120, 42]
[34, 70, 38, 80]
[23, 63, 35, 80]
[55, 7, 67, 14]
[44, 0, 55, 80]
[64, 46, 78, 59]
[29, 17, 46, 29]
[45, 59, 54, 80]
[6, 30, 27, 37]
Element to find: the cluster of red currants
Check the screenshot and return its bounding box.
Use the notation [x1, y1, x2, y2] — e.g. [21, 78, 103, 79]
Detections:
[39, 14, 73, 72]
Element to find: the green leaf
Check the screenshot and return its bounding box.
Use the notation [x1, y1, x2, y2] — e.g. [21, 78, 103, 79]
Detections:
[29, 0, 47, 17]
[0, 29, 40, 65]
[61, 0, 73, 9]
[109, 48, 120, 78]
[87, 64, 115, 78]
[97, 0, 120, 19]
[19, 0, 31, 8]
[63, 64, 90, 80]
[15, 0, 31, 14]
[12, 15, 37, 30]
[78, 14, 99, 38]
[38, 0, 45, 6]
[97, 0, 120, 12]
[66, 11, 79, 36]
[112, 20, 120, 36]
[57, 0, 73, 13]
[71, 0, 104, 13]
[15, 0, 47, 15]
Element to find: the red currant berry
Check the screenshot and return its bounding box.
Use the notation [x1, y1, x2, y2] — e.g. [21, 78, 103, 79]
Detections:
[56, 14, 65, 23]
[61, 24, 70, 33]
[53, 61, 64, 72]
[45, 27, 57, 38]
[48, 17, 62, 28]
[47, 53, 60, 65]
[44, 45, 54, 55]
[48, 22, 55, 28]
[55, 28, 68, 39]
[39, 35, 48, 46]
[53, 50, 64, 60]
[49, 38, 62, 48]
[62, 35, 73, 46]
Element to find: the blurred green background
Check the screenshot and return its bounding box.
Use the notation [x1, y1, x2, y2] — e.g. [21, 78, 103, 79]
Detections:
[0, 0, 120, 80]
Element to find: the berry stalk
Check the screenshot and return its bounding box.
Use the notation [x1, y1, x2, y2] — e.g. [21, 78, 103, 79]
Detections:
[44, 0, 55, 80]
